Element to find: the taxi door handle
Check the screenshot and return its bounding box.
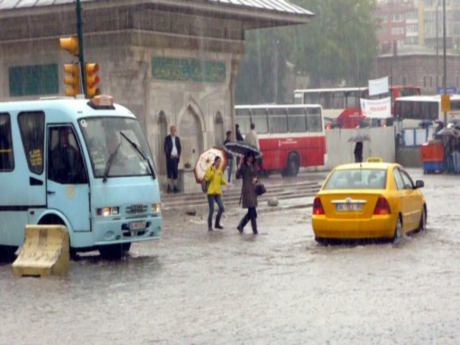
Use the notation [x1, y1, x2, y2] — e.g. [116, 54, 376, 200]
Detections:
[47, 190, 56, 195]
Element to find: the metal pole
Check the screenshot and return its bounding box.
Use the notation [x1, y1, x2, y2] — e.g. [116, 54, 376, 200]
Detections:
[436, 1, 439, 89]
[443, 0, 447, 124]
[76, 0, 86, 97]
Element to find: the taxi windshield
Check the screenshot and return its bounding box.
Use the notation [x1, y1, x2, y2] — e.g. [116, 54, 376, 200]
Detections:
[79, 117, 155, 179]
[324, 169, 387, 190]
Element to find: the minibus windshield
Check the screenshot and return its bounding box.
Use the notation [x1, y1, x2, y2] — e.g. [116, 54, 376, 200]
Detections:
[79, 117, 155, 179]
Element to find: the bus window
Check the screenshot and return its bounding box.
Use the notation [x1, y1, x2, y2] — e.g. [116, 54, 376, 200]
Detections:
[304, 93, 319, 104]
[0, 113, 14, 172]
[48, 126, 87, 184]
[235, 108, 251, 134]
[18, 112, 44, 174]
[306, 107, 322, 132]
[287, 108, 306, 132]
[332, 92, 345, 109]
[346, 91, 360, 108]
[268, 108, 287, 134]
[252, 109, 268, 134]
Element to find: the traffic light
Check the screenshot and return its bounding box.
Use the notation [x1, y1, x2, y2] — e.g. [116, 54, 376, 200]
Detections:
[63, 64, 80, 97]
[85, 63, 100, 98]
[59, 36, 79, 56]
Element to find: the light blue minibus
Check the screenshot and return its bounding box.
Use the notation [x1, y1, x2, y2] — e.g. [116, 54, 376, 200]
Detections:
[0, 96, 162, 260]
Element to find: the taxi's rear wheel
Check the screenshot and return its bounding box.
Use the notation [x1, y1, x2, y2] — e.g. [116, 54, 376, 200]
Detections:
[393, 217, 403, 244]
[315, 237, 329, 246]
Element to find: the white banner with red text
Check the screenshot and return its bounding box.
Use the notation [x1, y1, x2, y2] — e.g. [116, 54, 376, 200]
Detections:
[360, 97, 392, 119]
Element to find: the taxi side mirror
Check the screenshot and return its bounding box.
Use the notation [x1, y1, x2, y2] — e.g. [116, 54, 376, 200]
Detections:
[415, 180, 424, 189]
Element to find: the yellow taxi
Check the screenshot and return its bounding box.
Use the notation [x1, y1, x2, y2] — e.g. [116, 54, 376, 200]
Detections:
[312, 162, 427, 243]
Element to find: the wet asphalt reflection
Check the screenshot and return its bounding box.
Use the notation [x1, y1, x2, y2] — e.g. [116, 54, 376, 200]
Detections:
[1, 170, 460, 344]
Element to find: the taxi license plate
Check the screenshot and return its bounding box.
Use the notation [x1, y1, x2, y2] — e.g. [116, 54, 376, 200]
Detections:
[129, 221, 146, 231]
[336, 203, 363, 212]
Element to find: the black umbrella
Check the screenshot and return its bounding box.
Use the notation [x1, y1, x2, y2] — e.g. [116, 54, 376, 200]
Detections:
[223, 142, 261, 158]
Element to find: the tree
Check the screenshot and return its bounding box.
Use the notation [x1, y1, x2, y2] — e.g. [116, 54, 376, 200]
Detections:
[293, 0, 379, 86]
[236, 28, 292, 104]
[235, 0, 379, 103]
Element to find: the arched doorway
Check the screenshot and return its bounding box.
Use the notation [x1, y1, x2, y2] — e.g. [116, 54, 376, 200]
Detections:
[156, 111, 167, 175]
[214, 112, 225, 147]
[178, 107, 203, 169]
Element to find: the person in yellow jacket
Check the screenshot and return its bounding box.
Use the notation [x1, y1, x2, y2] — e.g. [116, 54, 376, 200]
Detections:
[204, 156, 227, 231]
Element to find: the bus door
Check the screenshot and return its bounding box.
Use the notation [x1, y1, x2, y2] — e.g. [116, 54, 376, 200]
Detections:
[46, 125, 91, 232]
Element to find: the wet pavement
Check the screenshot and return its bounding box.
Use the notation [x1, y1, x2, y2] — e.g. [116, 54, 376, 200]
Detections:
[1, 169, 460, 345]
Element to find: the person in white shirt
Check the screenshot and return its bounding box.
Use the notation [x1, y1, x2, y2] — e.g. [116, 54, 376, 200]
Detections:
[164, 125, 182, 193]
[245, 122, 259, 150]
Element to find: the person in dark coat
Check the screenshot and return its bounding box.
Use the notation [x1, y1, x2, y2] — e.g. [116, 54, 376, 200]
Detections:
[236, 153, 259, 235]
[235, 124, 244, 142]
[164, 125, 181, 193]
[354, 141, 363, 163]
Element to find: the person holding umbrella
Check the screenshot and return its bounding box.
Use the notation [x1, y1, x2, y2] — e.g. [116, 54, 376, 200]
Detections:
[236, 153, 259, 235]
[204, 156, 227, 231]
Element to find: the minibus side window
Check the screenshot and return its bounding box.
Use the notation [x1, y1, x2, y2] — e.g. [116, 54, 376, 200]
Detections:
[18, 111, 45, 174]
[0, 113, 14, 171]
[48, 126, 87, 184]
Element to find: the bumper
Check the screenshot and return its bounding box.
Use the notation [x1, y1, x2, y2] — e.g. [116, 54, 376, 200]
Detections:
[92, 215, 162, 247]
[312, 215, 396, 239]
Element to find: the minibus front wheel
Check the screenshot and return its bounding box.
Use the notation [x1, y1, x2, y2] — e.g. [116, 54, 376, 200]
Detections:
[99, 243, 130, 260]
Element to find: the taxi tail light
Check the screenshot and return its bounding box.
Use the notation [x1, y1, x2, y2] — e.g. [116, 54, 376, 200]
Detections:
[313, 197, 325, 215]
[374, 197, 391, 215]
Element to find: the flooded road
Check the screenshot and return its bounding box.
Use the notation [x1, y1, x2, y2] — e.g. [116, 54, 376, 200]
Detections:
[1, 170, 460, 345]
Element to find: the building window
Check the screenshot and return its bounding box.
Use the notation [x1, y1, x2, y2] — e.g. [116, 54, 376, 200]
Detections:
[9, 64, 59, 97]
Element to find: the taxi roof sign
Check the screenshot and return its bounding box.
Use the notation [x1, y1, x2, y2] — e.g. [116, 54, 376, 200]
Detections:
[367, 157, 383, 163]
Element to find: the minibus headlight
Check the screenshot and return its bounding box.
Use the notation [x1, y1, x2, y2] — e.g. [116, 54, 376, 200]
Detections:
[152, 203, 161, 213]
[97, 207, 119, 217]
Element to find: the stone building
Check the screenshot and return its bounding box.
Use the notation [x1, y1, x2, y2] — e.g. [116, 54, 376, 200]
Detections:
[0, 0, 312, 190]
[375, 50, 460, 94]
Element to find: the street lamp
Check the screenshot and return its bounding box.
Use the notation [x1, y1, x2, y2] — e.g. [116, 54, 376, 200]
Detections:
[443, 0, 447, 124]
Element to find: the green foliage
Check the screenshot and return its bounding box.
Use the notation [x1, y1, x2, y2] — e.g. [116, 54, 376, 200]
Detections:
[236, 0, 379, 103]
[236, 27, 292, 104]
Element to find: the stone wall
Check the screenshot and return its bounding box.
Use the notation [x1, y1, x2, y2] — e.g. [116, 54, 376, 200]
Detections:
[0, 5, 245, 190]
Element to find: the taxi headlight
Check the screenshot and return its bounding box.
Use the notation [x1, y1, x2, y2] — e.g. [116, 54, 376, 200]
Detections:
[152, 203, 161, 213]
[97, 207, 119, 217]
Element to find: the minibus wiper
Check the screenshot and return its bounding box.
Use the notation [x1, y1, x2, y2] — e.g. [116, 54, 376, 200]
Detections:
[120, 131, 156, 179]
[103, 141, 122, 183]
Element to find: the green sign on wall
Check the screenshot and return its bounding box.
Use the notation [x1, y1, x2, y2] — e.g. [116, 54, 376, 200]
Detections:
[9, 64, 59, 97]
[152, 57, 226, 83]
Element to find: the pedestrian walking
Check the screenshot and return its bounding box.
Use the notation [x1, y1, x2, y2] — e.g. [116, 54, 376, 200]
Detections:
[164, 125, 181, 193]
[453, 139, 460, 174]
[354, 141, 363, 163]
[223, 130, 234, 183]
[204, 156, 227, 231]
[236, 153, 259, 235]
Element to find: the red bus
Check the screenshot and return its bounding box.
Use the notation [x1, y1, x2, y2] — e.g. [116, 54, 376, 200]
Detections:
[235, 104, 326, 176]
[293, 85, 421, 128]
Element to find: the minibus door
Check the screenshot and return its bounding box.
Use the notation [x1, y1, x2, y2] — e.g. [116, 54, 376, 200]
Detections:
[46, 126, 90, 232]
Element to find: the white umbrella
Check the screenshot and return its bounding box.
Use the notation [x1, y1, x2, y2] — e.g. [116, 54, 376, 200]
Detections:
[193, 148, 227, 183]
